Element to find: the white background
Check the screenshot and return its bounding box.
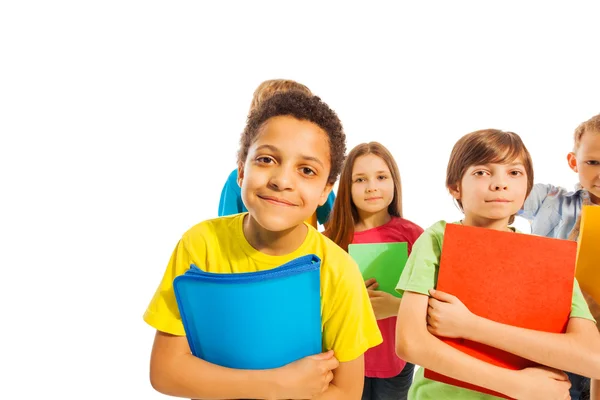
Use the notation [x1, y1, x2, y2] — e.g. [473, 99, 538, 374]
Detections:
[1, 1, 599, 398]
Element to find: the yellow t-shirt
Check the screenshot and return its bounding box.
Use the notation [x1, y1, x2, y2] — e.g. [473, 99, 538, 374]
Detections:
[144, 213, 382, 362]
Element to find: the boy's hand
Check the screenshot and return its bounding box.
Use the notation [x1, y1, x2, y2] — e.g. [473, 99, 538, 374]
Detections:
[426, 289, 476, 339]
[510, 366, 571, 400]
[367, 289, 401, 320]
[275, 350, 339, 399]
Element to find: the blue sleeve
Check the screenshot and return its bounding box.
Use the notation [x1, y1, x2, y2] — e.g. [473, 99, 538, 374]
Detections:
[316, 190, 336, 225]
[518, 183, 553, 221]
[218, 169, 246, 217]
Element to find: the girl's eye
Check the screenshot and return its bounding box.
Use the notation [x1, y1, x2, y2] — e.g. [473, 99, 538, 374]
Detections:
[586, 160, 600, 166]
[355, 177, 365, 183]
[378, 175, 388, 180]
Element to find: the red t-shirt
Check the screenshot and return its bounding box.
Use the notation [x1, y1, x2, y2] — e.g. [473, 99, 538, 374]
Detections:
[352, 217, 424, 378]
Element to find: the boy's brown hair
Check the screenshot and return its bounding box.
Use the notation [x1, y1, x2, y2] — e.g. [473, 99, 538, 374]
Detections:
[446, 129, 534, 224]
[573, 113, 600, 152]
[324, 142, 402, 251]
[249, 79, 312, 114]
[238, 91, 346, 185]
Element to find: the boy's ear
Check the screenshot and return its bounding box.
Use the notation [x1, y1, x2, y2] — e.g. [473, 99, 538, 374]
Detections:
[237, 162, 245, 187]
[318, 182, 334, 206]
[567, 152, 578, 173]
[448, 184, 461, 200]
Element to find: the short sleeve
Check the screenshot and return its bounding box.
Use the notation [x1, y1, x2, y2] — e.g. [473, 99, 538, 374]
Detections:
[570, 278, 595, 322]
[143, 236, 206, 335]
[396, 221, 445, 297]
[321, 255, 383, 362]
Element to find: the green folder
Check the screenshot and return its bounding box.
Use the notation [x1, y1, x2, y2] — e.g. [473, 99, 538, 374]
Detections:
[348, 242, 408, 298]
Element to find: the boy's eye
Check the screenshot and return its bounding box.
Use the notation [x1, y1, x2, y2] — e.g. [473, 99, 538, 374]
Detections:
[585, 160, 600, 166]
[510, 170, 524, 176]
[256, 156, 275, 164]
[301, 167, 316, 176]
[474, 170, 488, 176]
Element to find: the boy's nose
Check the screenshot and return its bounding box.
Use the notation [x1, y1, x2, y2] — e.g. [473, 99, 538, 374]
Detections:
[268, 167, 294, 190]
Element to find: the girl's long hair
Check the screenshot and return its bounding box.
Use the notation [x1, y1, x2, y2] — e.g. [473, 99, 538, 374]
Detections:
[324, 142, 402, 251]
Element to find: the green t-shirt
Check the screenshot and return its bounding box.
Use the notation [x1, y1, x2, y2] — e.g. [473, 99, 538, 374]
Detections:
[396, 220, 595, 400]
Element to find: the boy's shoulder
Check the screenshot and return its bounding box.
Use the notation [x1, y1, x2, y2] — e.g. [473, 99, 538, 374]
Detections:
[311, 227, 356, 265]
[532, 182, 584, 200]
[424, 220, 449, 236]
[183, 213, 243, 240]
[410, 220, 451, 249]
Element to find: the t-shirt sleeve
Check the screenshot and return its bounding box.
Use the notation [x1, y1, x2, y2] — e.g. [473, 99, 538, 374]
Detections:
[519, 183, 553, 221]
[321, 254, 383, 362]
[396, 222, 444, 297]
[570, 278, 595, 322]
[406, 223, 425, 255]
[143, 236, 204, 335]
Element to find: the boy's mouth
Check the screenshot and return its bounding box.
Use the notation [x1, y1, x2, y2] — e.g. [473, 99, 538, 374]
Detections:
[258, 195, 297, 207]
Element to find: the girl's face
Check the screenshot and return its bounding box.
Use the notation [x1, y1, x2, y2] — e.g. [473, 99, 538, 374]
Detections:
[351, 154, 395, 216]
[238, 115, 333, 233]
[450, 160, 528, 227]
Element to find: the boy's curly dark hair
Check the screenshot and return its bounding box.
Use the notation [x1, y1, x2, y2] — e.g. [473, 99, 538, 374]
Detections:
[237, 91, 346, 185]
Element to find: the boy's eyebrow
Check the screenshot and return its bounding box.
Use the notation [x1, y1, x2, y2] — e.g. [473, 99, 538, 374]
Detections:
[300, 155, 325, 168]
[255, 144, 325, 168]
[255, 144, 280, 153]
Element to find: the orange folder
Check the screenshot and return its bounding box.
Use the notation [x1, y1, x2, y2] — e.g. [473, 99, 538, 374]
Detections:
[575, 205, 600, 304]
[424, 224, 576, 399]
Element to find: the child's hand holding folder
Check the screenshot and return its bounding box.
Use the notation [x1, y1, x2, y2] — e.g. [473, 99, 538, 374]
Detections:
[272, 350, 339, 399]
[511, 366, 571, 400]
[426, 289, 476, 339]
[365, 278, 401, 320]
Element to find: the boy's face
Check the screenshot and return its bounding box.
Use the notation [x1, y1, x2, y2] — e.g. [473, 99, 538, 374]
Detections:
[238, 116, 333, 232]
[568, 131, 600, 204]
[450, 161, 528, 226]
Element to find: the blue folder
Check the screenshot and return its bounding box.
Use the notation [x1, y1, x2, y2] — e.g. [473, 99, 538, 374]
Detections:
[173, 254, 323, 369]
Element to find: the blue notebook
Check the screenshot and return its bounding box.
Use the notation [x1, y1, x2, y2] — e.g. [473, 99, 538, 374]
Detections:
[173, 254, 323, 369]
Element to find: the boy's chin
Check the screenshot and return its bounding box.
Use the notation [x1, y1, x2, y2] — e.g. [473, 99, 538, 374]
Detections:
[585, 186, 600, 204]
[251, 214, 309, 233]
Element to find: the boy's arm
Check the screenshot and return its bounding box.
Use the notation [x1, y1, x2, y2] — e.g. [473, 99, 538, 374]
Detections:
[591, 379, 600, 400]
[150, 331, 338, 400]
[518, 183, 552, 220]
[583, 290, 600, 328]
[396, 291, 571, 399]
[313, 355, 364, 400]
[428, 290, 600, 380]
